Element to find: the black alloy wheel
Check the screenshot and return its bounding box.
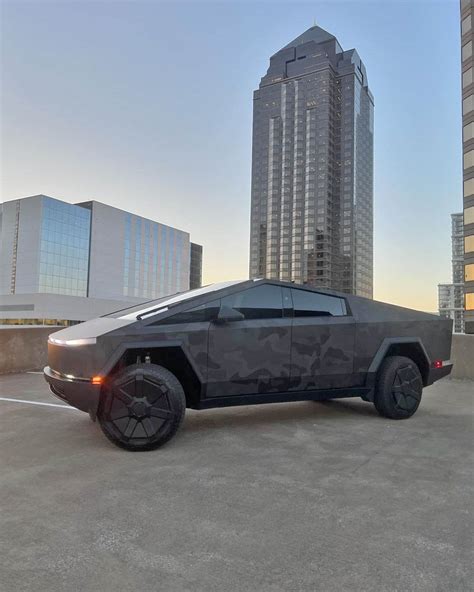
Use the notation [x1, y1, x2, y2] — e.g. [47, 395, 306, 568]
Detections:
[374, 355, 423, 420]
[98, 363, 186, 451]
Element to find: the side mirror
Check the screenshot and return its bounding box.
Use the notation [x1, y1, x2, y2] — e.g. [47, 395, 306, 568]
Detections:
[214, 305, 244, 324]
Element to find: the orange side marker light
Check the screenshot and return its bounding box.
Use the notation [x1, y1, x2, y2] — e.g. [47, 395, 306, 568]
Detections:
[91, 376, 103, 385]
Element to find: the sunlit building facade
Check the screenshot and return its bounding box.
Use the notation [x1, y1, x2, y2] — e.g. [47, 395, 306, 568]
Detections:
[0, 195, 202, 324]
[39, 198, 91, 296]
[0, 196, 91, 298]
[249, 25, 374, 297]
[461, 0, 474, 333]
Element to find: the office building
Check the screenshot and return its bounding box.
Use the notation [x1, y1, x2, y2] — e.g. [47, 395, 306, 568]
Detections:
[0, 195, 203, 324]
[461, 0, 474, 333]
[438, 213, 465, 333]
[189, 242, 203, 290]
[249, 25, 374, 297]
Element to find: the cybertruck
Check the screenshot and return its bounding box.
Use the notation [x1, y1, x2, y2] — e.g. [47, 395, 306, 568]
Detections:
[44, 279, 453, 451]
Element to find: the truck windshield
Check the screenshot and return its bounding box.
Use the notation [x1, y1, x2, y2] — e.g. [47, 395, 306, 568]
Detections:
[105, 280, 245, 320]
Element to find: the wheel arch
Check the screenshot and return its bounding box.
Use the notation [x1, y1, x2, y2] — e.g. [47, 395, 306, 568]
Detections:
[365, 338, 431, 397]
[100, 340, 203, 409]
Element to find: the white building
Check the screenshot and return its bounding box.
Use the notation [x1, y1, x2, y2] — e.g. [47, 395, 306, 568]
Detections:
[0, 195, 202, 325]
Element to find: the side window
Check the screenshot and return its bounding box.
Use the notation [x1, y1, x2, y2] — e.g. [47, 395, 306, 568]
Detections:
[291, 289, 346, 317]
[221, 284, 283, 320]
[150, 300, 220, 325]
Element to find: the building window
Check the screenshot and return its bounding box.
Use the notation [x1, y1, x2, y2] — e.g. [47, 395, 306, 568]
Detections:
[463, 122, 474, 141]
[467, 293, 474, 311]
[466, 264, 474, 282]
[465, 206, 474, 225]
[464, 178, 474, 197]
[462, 14, 472, 36]
[463, 94, 474, 115]
[464, 149, 474, 170]
[463, 68, 473, 89]
[462, 41, 472, 62]
[465, 235, 474, 253]
[462, 14, 472, 37]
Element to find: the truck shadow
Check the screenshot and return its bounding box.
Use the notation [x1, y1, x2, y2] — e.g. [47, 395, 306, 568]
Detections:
[183, 398, 378, 433]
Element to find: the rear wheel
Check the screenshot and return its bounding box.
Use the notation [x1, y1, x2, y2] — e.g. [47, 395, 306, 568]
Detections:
[98, 363, 186, 451]
[374, 355, 423, 420]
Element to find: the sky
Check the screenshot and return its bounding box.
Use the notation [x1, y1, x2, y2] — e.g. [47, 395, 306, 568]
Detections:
[0, 0, 462, 312]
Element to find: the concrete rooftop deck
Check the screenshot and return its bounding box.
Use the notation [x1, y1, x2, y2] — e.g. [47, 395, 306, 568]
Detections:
[0, 373, 473, 591]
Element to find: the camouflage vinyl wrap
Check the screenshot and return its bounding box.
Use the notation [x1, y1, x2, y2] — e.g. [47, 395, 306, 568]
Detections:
[46, 279, 453, 405]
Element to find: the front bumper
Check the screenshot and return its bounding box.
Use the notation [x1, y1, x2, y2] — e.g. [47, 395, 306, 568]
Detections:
[43, 366, 101, 417]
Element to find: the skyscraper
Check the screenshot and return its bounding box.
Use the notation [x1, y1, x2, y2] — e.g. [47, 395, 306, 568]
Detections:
[438, 213, 465, 333]
[249, 25, 374, 297]
[461, 0, 474, 333]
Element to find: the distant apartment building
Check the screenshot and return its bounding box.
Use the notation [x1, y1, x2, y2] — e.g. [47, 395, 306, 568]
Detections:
[461, 0, 474, 333]
[0, 195, 202, 324]
[438, 213, 465, 333]
[249, 25, 374, 297]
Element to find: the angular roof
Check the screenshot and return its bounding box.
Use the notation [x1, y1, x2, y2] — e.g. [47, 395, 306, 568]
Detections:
[280, 25, 335, 52]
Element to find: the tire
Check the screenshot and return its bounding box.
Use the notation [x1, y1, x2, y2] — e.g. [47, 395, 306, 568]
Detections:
[374, 356, 423, 420]
[98, 363, 186, 451]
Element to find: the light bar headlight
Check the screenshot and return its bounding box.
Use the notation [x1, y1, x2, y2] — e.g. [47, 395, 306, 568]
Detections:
[48, 337, 97, 346]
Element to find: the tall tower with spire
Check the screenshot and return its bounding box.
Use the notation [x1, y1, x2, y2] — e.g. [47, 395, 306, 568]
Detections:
[249, 25, 374, 297]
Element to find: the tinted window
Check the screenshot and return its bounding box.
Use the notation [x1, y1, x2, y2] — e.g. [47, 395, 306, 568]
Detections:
[107, 280, 244, 319]
[150, 300, 220, 325]
[221, 285, 283, 320]
[291, 289, 346, 317]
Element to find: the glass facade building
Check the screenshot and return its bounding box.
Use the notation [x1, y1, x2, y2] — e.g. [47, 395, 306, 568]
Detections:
[190, 242, 203, 290]
[0, 196, 201, 324]
[249, 26, 374, 297]
[39, 197, 91, 296]
[122, 213, 189, 299]
[461, 0, 474, 333]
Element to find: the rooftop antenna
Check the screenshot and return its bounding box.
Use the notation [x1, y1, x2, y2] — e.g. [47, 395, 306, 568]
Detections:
[313, 17, 317, 27]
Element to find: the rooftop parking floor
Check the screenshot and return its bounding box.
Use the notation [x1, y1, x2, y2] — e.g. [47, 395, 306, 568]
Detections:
[0, 373, 473, 592]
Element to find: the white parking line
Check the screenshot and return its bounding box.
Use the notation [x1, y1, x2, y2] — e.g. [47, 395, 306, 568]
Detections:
[0, 397, 79, 410]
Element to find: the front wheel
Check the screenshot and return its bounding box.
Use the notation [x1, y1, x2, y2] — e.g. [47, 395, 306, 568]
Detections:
[374, 356, 423, 420]
[98, 363, 186, 451]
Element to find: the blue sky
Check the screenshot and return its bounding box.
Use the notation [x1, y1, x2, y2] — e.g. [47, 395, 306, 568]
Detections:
[1, 0, 462, 311]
